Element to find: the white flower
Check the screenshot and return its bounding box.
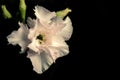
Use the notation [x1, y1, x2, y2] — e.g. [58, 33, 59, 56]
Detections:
[7, 6, 73, 74]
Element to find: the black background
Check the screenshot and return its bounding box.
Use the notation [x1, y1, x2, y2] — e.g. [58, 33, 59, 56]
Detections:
[0, 0, 109, 80]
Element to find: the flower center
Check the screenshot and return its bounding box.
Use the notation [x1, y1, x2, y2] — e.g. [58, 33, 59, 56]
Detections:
[36, 34, 44, 44]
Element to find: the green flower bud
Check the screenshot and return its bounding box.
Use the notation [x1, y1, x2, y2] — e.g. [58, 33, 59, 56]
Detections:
[1, 5, 12, 19]
[19, 0, 27, 22]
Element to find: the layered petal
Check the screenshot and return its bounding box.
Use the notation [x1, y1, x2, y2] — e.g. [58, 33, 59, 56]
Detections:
[27, 17, 36, 28]
[27, 38, 40, 53]
[27, 50, 54, 74]
[7, 22, 30, 53]
[49, 17, 66, 35]
[48, 46, 69, 62]
[48, 35, 69, 60]
[28, 53, 43, 73]
[58, 17, 73, 40]
[34, 6, 56, 23]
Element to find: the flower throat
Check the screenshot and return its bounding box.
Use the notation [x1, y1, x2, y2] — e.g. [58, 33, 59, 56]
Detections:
[36, 34, 45, 44]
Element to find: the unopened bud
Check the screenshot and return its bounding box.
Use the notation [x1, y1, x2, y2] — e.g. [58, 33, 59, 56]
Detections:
[19, 0, 27, 22]
[1, 5, 12, 19]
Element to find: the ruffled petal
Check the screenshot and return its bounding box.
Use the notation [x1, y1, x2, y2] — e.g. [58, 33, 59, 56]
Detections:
[27, 17, 36, 28]
[27, 19, 45, 40]
[40, 51, 54, 71]
[48, 46, 69, 61]
[28, 54, 43, 73]
[7, 22, 30, 53]
[50, 17, 66, 34]
[48, 36, 69, 60]
[27, 50, 54, 74]
[27, 39, 40, 53]
[59, 17, 73, 40]
[34, 5, 56, 23]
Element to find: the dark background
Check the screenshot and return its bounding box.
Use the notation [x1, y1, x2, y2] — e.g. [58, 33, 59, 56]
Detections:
[0, 0, 109, 80]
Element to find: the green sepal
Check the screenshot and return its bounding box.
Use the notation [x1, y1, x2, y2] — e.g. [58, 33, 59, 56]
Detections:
[56, 8, 72, 19]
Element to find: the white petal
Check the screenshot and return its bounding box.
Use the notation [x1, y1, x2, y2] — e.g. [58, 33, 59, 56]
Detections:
[48, 36, 69, 60]
[27, 50, 54, 74]
[51, 36, 67, 47]
[27, 19, 44, 40]
[48, 46, 69, 61]
[40, 51, 54, 71]
[50, 17, 66, 34]
[28, 54, 42, 73]
[58, 17, 73, 40]
[7, 22, 30, 53]
[34, 5, 56, 23]
[27, 17, 36, 28]
[27, 39, 40, 53]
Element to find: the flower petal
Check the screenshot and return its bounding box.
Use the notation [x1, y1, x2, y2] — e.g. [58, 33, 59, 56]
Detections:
[50, 17, 66, 34]
[7, 22, 30, 53]
[34, 5, 56, 23]
[27, 17, 36, 28]
[58, 17, 73, 40]
[48, 46, 69, 61]
[27, 39, 40, 53]
[28, 54, 42, 73]
[27, 50, 54, 74]
[27, 18, 45, 40]
[48, 36, 69, 60]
